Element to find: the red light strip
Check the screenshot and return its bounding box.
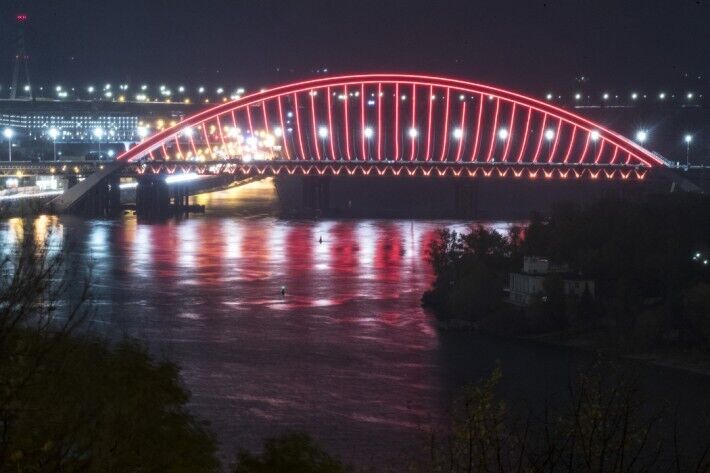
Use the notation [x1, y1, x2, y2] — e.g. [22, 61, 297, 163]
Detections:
[531, 113, 547, 163]
[501, 103, 516, 162]
[377, 83, 382, 161]
[202, 124, 213, 157]
[173, 135, 183, 158]
[161, 143, 169, 160]
[454, 101, 467, 162]
[516, 108, 532, 163]
[578, 132, 591, 164]
[327, 87, 336, 160]
[262, 101, 270, 138]
[609, 146, 619, 165]
[593, 140, 606, 164]
[360, 83, 367, 160]
[470, 93, 484, 162]
[439, 87, 451, 161]
[394, 83, 400, 160]
[410, 84, 417, 161]
[485, 98, 501, 163]
[217, 116, 227, 149]
[277, 96, 291, 160]
[562, 126, 577, 164]
[231, 110, 238, 129]
[548, 119, 562, 163]
[310, 92, 321, 160]
[189, 134, 198, 157]
[246, 105, 254, 136]
[343, 85, 352, 161]
[426, 85, 434, 161]
[293, 93, 307, 160]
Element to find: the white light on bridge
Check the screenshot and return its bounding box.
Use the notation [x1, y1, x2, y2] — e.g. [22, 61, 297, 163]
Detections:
[3, 128, 14, 139]
[684, 134, 692, 144]
[453, 128, 463, 139]
[590, 130, 600, 142]
[318, 126, 329, 139]
[364, 127, 374, 139]
[497, 128, 509, 140]
[545, 129, 555, 141]
[48, 127, 60, 140]
[408, 128, 418, 138]
[93, 127, 105, 140]
[635, 130, 648, 143]
[137, 126, 150, 139]
[273, 127, 283, 137]
[687, 92, 694, 100]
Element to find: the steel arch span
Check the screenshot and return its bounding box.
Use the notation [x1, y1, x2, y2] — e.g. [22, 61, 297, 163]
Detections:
[117, 74, 666, 180]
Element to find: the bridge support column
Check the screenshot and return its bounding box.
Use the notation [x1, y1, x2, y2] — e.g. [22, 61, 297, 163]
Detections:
[136, 176, 171, 220]
[301, 176, 330, 213]
[67, 174, 121, 218]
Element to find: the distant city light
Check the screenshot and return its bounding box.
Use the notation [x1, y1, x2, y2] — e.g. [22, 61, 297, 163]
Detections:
[93, 127, 105, 139]
[87, 86, 95, 93]
[48, 127, 59, 140]
[631, 92, 638, 100]
[498, 128, 509, 140]
[574, 93, 582, 101]
[3, 128, 14, 139]
[659, 92, 666, 100]
[635, 130, 648, 143]
[546, 93, 553, 100]
[687, 92, 694, 100]
[684, 134, 693, 144]
[273, 127, 283, 137]
[602, 93, 609, 100]
[137, 126, 149, 139]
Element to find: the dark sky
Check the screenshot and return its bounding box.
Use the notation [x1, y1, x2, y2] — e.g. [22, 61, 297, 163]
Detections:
[1, 0, 708, 94]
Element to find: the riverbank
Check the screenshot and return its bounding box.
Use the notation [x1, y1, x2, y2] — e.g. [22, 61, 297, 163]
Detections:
[434, 313, 710, 377]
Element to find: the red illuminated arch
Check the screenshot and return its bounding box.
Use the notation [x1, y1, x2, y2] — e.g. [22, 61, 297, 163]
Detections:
[118, 74, 665, 170]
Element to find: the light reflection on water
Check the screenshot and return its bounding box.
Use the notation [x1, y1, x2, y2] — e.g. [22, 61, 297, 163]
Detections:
[1, 183, 708, 467]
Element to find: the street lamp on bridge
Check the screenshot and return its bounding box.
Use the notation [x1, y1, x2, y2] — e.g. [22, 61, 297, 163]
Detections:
[684, 134, 693, 168]
[48, 127, 60, 162]
[3, 128, 14, 162]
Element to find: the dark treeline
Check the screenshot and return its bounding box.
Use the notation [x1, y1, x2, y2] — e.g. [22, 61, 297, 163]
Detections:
[423, 193, 710, 351]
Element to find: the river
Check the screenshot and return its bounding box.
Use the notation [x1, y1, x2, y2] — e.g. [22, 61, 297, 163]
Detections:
[2, 180, 709, 468]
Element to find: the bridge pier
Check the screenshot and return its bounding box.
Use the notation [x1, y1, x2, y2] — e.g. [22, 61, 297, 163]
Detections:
[136, 176, 171, 219]
[301, 177, 330, 212]
[68, 174, 121, 218]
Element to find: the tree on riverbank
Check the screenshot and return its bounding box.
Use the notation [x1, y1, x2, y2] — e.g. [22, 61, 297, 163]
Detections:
[415, 364, 710, 473]
[424, 194, 710, 350]
[0, 228, 219, 472]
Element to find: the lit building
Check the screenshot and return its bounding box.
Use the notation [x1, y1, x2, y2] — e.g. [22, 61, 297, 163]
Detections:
[509, 256, 595, 306]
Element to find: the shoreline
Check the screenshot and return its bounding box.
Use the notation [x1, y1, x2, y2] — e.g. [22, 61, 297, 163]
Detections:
[435, 317, 710, 378]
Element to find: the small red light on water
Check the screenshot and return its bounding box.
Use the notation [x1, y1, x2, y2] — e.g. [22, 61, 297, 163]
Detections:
[16, 14, 28, 22]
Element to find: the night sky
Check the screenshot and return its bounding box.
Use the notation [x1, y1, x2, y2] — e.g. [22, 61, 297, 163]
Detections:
[0, 0, 708, 94]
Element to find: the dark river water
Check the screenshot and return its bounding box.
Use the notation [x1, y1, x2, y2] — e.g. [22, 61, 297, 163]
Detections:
[2, 180, 710, 468]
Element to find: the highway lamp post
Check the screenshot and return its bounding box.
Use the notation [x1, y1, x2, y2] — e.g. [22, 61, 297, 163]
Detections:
[364, 127, 374, 159]
[318, 126, 328, 159]
[93, 127, 105, 157]
[684, 134, 692, 168]
[3, 128, 14, 162]
[49, 127, 59, 161]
